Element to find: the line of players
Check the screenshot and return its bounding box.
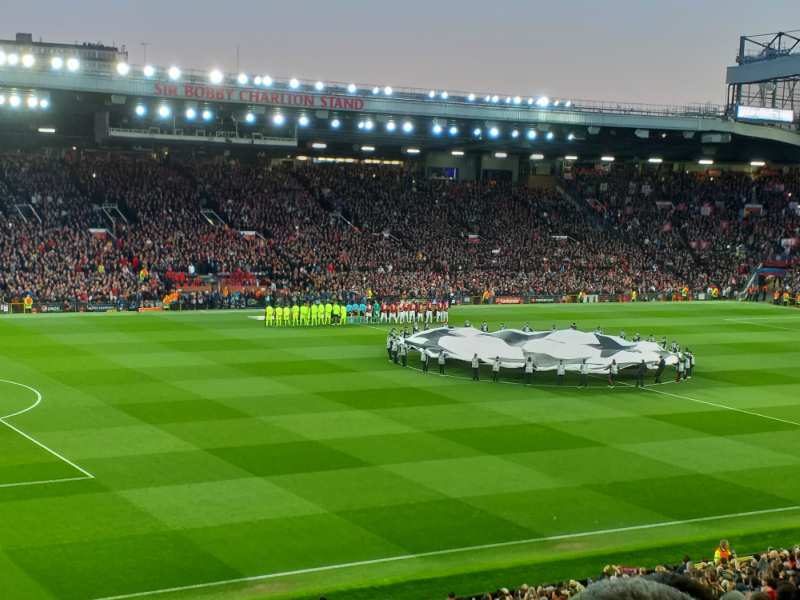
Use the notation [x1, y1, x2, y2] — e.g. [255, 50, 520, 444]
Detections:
[378, 300, 450, 324]
[264, 299, 450, 327]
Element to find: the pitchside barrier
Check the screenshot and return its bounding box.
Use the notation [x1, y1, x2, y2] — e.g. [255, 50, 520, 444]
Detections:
[2, 293, 782, 316]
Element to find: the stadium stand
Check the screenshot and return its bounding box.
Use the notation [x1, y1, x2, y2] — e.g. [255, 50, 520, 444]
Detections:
[0, 150, 798, 309]
[449, 545, 800, 599]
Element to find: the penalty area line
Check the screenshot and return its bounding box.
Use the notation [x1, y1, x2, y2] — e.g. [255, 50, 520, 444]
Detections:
[92, 504, 800, 600]
[0, 379, 95, 481]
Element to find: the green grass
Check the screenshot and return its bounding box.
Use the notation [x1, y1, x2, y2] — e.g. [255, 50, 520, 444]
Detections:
[1, 302, 799, 600]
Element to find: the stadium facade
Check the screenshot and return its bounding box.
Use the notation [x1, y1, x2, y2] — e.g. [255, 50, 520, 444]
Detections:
[1, 30, 800, 182]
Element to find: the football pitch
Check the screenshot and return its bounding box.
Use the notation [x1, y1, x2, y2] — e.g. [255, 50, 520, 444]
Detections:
[2, 301, 800, 600]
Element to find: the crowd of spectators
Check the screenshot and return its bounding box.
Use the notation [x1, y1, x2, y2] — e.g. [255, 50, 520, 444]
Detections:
[449, 543, 800, 600]
[0, 149, 798, 307]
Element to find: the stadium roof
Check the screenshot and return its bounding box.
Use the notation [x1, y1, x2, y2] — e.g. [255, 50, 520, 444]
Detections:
[1, 36, 799, 163]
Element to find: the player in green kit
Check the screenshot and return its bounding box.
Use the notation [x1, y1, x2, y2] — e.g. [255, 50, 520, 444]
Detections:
[291, 303, 300, 327]
[265, 304, 274, 327]
[300, 302, 310, 326]
[310, 302, 319, 326]
[373, 300, 380, 323]
[274, 305, 282, 327]
[324, 301, 332, 325]
[339, 303, 347, 325]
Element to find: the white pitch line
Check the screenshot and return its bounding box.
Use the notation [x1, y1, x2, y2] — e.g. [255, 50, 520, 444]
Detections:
[92, 503, 800, 600]
[0, 475, 93, 489]
[0, 379, 95, 480]
[0, 418, 95, 480]
[723, 318, 799, 332]
[0, 378, 42, 418]
[627, 382, 800, 428]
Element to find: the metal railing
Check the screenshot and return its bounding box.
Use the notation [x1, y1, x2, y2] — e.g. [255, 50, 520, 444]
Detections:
[0, 51, 727, 119]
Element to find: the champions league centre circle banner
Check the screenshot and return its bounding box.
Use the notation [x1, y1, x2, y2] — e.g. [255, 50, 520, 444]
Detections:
[404, 327, 679, 372]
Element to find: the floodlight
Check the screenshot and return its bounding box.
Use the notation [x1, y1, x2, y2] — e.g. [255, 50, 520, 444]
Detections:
[185, 108, 197, 120]
[384, 86, 392, 95]
[22, 54, 35, 68]
[238, 73, 249, 85]
[331, 118, 341, 128]
[511, 129, 519, 138]
[7, 53, 19, 66]
[428, 90, 436, 98]
[440, 91, 449, 99]
[143, 65, 155, 77]
[67, 57, 80, 71]
[432, 123, 443, 135]
[546, 131, 554, 140]
[314, 81, 325, 91]
[272, 113, 285, 125]
[289, 78, 300, 89]
[27, 96, 38, 109]
[168, 66, 180, 80]
[467, 93, 475, 101]
[298, 114, 310, 127]
[262, 75, 273, 86]
[473, 127, 482, 136]
[386, 121, 396, 132]
[202, 109, 213, 121]
[526, 129, 537, 140]
[135, 104, 147, 116]
[245, 112, 256, 124]
[50, 56, 63, 70]
[9, 95, 21, 108]
[448, 125, 458, 136]
[158, 105, 171, 118]
[116, 62, 130, 76]
[489, 127, 500, 138]
[402, 121, 414, 133]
